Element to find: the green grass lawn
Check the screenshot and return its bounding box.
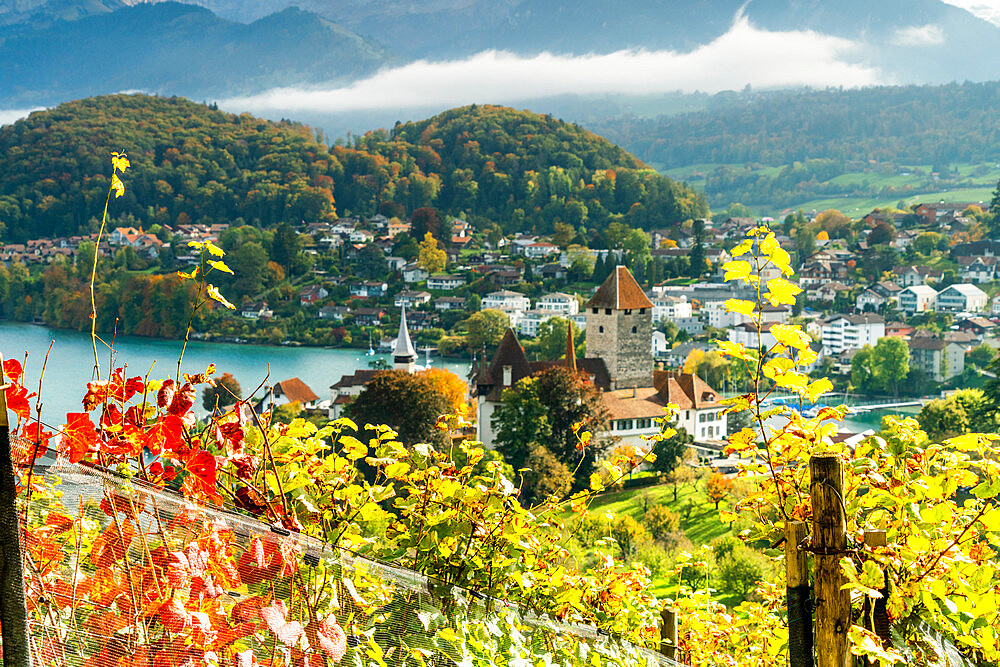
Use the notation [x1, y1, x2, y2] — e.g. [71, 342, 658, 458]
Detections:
[586, 478, 733, 546]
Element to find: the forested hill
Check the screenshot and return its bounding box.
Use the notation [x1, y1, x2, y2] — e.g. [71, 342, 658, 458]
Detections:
[594, 82, 1000, 168]
[589, 81, 1000, 211]
[0, 95, 706, 242]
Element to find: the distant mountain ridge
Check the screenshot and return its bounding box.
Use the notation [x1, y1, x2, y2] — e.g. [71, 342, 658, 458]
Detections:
[0, 1, 391, 105]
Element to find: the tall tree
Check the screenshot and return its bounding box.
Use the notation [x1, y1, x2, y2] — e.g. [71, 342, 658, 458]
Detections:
[872, 336, 909, 398]
[417, 232, 447, 274]
[346, 371, 450, 445]
[202, 372, 242, 412]
[464, 309, 508, 350]
[689, 218, 707, 277]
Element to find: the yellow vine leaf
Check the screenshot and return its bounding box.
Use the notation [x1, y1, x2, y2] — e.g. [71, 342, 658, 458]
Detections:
[111, 152, 130, 173]
[208, 259, 234, 275]
[804, 378, 833, 403]
[206, 284, 235, 309]
[727, 428, 758, 453]
[731, 239, 752, 256]
[716, 339, 747, 359]
[765, 277, 802, 306]
[722, 260, 752, 282]
[206, 242, 225, 258]
[177, 267, 198, 280]
[110, 173, 125, 198]
[724, 298, 756, 316]
[771, 324, 811, 350]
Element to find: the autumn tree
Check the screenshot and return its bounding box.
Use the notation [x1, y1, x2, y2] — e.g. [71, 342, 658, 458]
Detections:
[642, 504, 680, 541]
[651, 424, 694, 477]
[201, 372, 242, 412]
[705, 472, 734, 510]
[417, 231, 447, 273]
[345, 370, 450, 445]
[917, 388, 988, 441]
[418, 367, 470, 417]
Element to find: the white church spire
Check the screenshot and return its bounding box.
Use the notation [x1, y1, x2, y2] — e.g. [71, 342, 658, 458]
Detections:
[393, 304, 417, 372]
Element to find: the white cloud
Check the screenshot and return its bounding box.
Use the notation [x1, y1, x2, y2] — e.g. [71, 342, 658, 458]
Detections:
[891, 24, 946, 46]
[940, 0, 1000, 26]
[220, 14, 881, 115]
[0, 108, 44, 126]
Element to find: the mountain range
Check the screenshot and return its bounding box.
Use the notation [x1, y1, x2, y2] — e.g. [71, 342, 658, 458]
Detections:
[2, 0, 1000, 108]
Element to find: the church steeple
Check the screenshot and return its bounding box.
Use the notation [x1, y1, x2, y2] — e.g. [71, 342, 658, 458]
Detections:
[393, 304, 417, 373]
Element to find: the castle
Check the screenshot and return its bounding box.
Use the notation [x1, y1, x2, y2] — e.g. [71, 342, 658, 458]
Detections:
[473, 266, 728, 453]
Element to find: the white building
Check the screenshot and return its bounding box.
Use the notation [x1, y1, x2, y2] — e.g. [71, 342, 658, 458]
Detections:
[728, 322, 779, 351]
[482, 290, 531, 314]
[427, 274, 466, 290]
[652, 294, 693, 322]
[897, 285, 938, 314]
[820, 314, 885, 354]
[536, 292, 579, 316]
[935, 284, 988, 314]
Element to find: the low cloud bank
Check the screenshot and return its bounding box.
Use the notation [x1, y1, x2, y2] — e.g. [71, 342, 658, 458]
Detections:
[221, 14, 882, 115]
[0, 108, 44, 126]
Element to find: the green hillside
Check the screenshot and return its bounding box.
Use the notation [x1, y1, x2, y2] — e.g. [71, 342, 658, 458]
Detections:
[0, 95, 707, 242]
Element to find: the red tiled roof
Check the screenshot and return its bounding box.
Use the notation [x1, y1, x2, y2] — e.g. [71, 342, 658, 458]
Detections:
[585, 266, 654, 310]
[274, 378, 320, 404]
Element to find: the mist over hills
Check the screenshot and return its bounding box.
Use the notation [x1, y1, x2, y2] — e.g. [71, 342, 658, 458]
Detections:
[2, 0, 1000, 110]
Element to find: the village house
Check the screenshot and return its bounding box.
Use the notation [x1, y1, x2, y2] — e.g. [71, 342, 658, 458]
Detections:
[536, 292, 579, 316]
[908, 337, 965, 382]
[394, 291, 432, 308]
[936, 284, 988, 314]
[402, 263, 429, 284]
[898, 285, 938, 314]
[651, 294, 692, 322]
[482, 290, 531, 314]
[427, 274, 466, 291]
[820, 314, 885, 355]
[808, 281, 850, 304]
[257, 377, 322, 413]
[957, 256, 999, 283]
[352, 307, 386, 327]
[434, 296, 466, 311]
[299, 284, 329, 306]
[728, 322, 779, 350]
[349, 281, 388, 298]
[893, 265, 943, 287]
[240, 301, 273, 320]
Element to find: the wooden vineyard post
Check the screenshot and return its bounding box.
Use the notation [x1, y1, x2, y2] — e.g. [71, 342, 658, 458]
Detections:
[810, 453, 850, 667]
[862, 530, 891, 666]
[0, 358, 30, 667]
[660, 606, 678, 661]
[785, 521, 813, 667]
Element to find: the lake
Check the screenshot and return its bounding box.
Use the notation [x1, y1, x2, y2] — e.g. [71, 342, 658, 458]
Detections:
[0, 322, 472, 426]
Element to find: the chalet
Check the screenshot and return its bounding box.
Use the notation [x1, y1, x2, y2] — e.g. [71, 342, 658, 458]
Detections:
[427, 274, 466, 291]
[808, 281, 850, 304]
[240, 301, 273, 320]
[855, 281, 901, 312]
[539, 264, 568, 280]
[406, 311, 437, 331]
[951, 240, 1000, 260]
[349, 281, 388, 298]
[957, 256, 999, 283]
[402, 263, 429, 284]
[524, 242, 560, 259]
[434, 296, 466, 311]
[798, 260, 847, 287]
[299, 285, 329, 306]
[352, 308, 386, 326]
[885, 321, 914, 338]
[258, 378, 322, 412]
[956, 317, 997, 336]
[349, 229, 375, 243]
[109, 226, 141, 246]
[317, 305, 350, 320]
[914, 202, 980, 224]
[394, 291, 431, 308]
[893, 265, 943, 287]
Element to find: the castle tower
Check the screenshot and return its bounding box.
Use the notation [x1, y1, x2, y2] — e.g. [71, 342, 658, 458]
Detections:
[393, 304, 417, 373]
[584, 265, 653, 389]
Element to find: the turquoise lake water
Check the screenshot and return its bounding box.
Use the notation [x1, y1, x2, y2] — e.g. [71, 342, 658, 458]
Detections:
[0, 322, 471, 425]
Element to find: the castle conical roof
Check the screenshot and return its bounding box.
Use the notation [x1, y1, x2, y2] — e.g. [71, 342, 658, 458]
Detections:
[584, 265, 653, 310]
[564, 320, 577, 372]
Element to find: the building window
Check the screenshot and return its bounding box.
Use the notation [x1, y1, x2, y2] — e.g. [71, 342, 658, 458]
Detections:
[605, 308, 612, 315]
[639, 308, 646, 314]
[592, 307, 598, 314]
[599, 326, 604, 333]
[632, 326, 637, 333]
[625, 309, 632, 315]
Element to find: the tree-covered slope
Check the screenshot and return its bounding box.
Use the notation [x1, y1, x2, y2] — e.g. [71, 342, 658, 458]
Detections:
[340, 104, 708, 233]
[0, 96, 706, 241]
